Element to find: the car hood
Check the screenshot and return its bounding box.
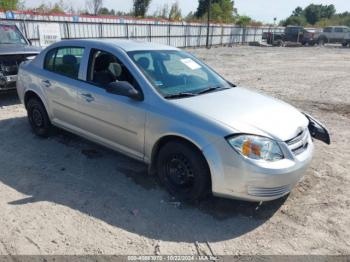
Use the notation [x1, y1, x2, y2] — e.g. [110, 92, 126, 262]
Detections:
[172, 87, 308, 141]
[0, 44, 41, 55]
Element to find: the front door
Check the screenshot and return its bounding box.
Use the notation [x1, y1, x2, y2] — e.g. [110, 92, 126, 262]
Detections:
[75, 49, 146, 160]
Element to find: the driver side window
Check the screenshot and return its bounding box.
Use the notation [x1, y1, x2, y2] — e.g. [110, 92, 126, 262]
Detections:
[87, 49, 138, 88]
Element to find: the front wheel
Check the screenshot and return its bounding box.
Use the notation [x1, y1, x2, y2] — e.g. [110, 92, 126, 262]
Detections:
[156, 141, 211, 201]
[342, 42, 348, 47]
[27, 97, 52, 137]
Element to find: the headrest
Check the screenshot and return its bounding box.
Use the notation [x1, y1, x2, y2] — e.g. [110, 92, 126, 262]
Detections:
[109, 63, 122, 77]
[95, 54, 115, 71]
[136, 57, 150, 70]
[62, 55, 77, 65]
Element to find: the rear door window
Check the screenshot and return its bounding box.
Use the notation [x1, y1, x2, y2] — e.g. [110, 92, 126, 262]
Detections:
[44, 47, 85, 79]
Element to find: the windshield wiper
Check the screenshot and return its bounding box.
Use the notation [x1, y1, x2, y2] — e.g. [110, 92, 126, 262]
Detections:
[164, 92, 197, 99]
[196, 86, 230, 95]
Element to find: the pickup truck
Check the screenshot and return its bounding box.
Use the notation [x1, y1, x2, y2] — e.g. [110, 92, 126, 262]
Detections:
[266, 26, 317, 46]
[0, 23, 41, 91]
[318, 26, 350, 46]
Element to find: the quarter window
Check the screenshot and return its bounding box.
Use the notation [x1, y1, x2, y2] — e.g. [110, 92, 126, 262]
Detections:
[44, 47, 85, 79]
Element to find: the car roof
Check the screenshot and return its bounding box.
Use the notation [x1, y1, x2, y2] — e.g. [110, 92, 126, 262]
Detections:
[56, 39, 179, 52]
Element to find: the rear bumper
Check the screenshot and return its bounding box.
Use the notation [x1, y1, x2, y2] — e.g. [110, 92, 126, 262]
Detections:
[203, 134, 314, 202]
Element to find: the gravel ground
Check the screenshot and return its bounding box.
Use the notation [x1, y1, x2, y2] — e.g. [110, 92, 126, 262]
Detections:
[0, 45, 349, 255]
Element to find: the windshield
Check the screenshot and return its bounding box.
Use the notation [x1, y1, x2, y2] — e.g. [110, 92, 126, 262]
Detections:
[0, 24, 27, 45]
[128, 50, 231, 97]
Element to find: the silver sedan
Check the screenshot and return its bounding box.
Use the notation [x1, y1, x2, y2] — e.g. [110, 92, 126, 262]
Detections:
[16, 39, 330, 202]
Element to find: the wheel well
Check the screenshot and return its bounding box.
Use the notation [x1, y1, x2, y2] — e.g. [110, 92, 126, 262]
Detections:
[24, 91, 42, 109]
[149, 135, 211, 182]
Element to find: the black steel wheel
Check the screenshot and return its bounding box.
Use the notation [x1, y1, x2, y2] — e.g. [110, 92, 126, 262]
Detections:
[27, 97, 52, 137]
[157, 141, 211, 201]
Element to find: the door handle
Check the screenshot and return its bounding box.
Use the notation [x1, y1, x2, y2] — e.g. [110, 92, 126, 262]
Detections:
[80, 93, 94, 102]
[41, 79, 51, 87]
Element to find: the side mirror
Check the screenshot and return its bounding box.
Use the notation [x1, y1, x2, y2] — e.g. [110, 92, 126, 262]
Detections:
[106, 81, 143, 101]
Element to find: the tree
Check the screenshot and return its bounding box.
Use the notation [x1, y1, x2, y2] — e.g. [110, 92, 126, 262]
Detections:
[153, 4, 169, 19]
[302, 4, 336, 25]
[0, 0, 22, 10]
[280, 15, 307, 26]
[98, 7, 116, 15]
[50, 3, 65, 14]
[169, 1, 182, 20]
[303, 4, 321, 25]
[133, 0, 151, 17]
[292, 7, 303, 17]
[320, 4, 336, 19]
[86, 0, 103, 15]
[195, 0, 236, 23]
[236, 15, 251, 27]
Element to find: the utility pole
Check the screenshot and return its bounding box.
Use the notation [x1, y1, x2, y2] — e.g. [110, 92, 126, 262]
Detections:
[206, 0, 211, 49]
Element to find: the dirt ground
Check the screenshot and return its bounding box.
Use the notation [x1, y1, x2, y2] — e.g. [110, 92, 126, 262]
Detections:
[0, 45, 349, 255]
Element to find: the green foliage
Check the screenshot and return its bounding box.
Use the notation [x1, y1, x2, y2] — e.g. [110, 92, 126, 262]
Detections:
[133, 0, 151, 17]
[168, 2, 182, 20]
[292, 7, 303, 17]
[0, 0, 20, 10]
[280, 16, 307, 26]
[98, 7, 116, 15]
[153, 2, 182, 20]
[283, 4, 338, 26]
[195, 0, 237, 23]
[235, 15, 251, 27]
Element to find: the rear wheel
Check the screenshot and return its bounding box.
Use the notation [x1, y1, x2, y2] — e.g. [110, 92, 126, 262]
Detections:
[156, 141, 211, 201]
[342, 42, 348, 47]
[318, 38, 326, 46]
[27, 97, 52, 137]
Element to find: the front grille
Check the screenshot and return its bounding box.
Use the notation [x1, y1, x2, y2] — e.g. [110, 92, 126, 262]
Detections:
[248, 185, 291, 197]
[285, 129, 309, 156]
[0, 54, 36, 76]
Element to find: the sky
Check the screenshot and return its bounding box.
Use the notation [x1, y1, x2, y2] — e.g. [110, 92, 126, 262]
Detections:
[26, 0, 350, 23]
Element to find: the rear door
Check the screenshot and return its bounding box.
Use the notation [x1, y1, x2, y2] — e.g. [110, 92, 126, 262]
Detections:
[333, 27, 345, 42]
[41, 46, 85, 128]
[74, 48, 146, 160]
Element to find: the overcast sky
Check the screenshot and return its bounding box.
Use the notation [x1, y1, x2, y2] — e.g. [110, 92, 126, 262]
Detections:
[26, 0, 350, 23]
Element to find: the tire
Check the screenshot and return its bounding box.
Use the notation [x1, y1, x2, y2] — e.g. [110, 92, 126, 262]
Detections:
[156, 141, 211, 201]
[342, 42, 348, 47]
[318, 38, 326, 46]
[26, 97, 52, 137]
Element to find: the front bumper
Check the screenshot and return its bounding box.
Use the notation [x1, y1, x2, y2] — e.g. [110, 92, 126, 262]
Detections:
[202, 132, 314, 202]
[0, 74, 17, 90]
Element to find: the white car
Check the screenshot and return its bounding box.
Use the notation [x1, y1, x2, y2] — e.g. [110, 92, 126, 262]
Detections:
[16, 39, 330, 202]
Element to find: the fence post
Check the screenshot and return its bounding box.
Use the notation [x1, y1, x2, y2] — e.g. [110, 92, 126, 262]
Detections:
[184, 24, 187, 48]
[126, 23, 129, 39]
[220, 25, 224, 46]
[198, 25, 202, 47]
[254, 27, 257, 42]
[168, 23, 171, 45]
[210, 25, 214, 47]
[65, 22, 70, 39]
[149, 24, 152, 42]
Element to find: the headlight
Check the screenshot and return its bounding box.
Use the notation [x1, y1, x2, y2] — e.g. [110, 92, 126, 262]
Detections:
[227, 135, 284, 161]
